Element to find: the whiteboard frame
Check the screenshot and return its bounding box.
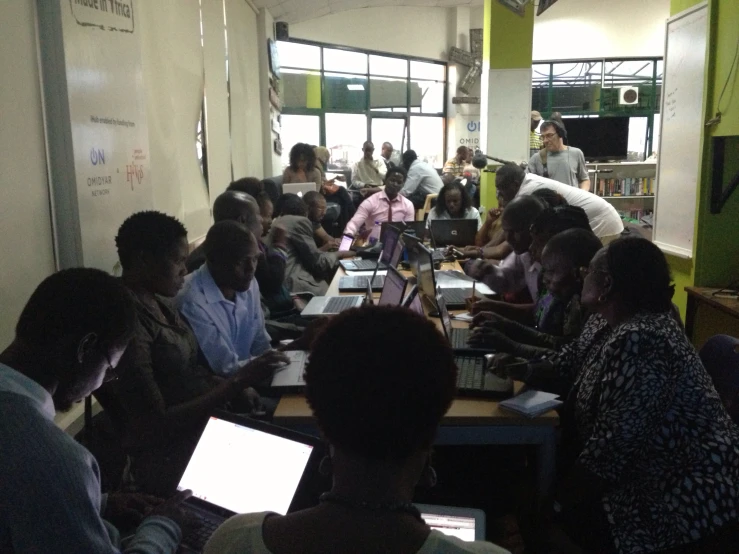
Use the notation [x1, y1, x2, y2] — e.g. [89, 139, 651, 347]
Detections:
[652, 0, 709, 260]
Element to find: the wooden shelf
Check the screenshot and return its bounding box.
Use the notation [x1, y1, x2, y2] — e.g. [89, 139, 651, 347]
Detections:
[599, 195, 655, 199]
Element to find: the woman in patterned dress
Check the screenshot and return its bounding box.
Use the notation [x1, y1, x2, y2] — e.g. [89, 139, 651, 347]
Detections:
[494, 238, 739, 553]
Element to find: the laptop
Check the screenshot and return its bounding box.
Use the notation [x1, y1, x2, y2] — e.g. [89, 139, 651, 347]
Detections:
[416, 243, 472, 309]
[415, 504, 486, 541]
[282, 182, 317, 197]
[436, 291, 494, 354]
[377, 265, 408, 307]
[338, 234, 354, 252]
[338, 239, 403, 292]
[176, 412, 320, 552]
[380, 221, 427, 244]
[269, 350, 309, 392]
[340, 225, 401, 272]
[429, 219, 478, 248]
[435, 293, 513, 399]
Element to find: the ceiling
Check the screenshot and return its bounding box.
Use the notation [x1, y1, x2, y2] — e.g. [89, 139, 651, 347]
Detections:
[251, 0, 484, 24]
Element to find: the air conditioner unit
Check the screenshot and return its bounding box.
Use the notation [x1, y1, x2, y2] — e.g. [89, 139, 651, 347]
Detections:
[619, 86, 639, 105]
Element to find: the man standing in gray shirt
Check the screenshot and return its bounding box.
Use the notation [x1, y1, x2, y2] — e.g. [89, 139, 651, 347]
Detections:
[528, 120, 591, 191]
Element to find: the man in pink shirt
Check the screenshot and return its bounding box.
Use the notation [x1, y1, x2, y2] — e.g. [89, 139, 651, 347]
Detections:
[343, 167, 416, 241]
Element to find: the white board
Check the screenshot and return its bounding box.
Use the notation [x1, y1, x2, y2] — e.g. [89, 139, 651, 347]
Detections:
[480, 68, 532, 164]
[652, 2, 708, 259]
[37, 0, 152, 273]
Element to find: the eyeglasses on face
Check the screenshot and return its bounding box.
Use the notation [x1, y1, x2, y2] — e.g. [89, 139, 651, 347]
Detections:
[541, 132, 558, 140]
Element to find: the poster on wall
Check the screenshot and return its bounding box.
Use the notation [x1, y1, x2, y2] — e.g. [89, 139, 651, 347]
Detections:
[456, 115, 481, 153]
[37, 0, 151, 273]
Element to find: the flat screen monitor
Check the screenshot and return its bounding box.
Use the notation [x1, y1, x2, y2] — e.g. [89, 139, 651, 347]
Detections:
[562, 117, 630, 161]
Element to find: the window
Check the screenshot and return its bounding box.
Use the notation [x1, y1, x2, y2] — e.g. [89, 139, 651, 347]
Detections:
[277, 40, 447, 168]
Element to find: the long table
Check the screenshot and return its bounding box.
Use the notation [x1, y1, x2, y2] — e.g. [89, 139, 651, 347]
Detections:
[274, 260, 559, 502]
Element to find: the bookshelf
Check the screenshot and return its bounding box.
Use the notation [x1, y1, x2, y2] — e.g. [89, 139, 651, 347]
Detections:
[587, 162, 656, 233]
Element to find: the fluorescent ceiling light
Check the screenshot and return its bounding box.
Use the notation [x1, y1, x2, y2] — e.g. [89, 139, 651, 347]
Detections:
[347, 84, 365, 91]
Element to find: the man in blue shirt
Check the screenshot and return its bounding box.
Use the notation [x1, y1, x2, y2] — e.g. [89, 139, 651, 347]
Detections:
[0, 268, 188, 553]
[178, 221, 280, 376]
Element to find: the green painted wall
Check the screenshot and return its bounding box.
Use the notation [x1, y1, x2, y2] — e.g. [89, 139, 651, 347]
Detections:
[488, 0, 534, 70]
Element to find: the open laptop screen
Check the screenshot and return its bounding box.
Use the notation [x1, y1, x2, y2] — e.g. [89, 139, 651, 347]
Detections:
[177, 416, 315, 515]
[435, 292, 454, 342]
[421, 511, 477, 542]
[378, 266, 407, 307]
[380, 225, 401, 265]
[417, 245, 437, 299]
[339, 234, 354, 252]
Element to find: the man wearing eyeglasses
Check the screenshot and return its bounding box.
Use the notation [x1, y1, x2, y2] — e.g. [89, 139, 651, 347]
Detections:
[528, 119, 591, 191]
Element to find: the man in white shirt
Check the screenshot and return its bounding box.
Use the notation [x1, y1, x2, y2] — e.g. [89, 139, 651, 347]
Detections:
[400, 150, 444, 209]
[496, 163, 623, 243]
[351, 141, 387, 195]
[528, 120, 590, 191]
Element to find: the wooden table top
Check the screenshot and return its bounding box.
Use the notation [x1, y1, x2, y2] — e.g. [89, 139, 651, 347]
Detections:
[274, 257, 560, 427]
[686, 286, 739, 318]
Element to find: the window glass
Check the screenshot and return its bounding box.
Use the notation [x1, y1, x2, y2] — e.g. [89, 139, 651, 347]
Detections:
[410, 61, 445, 81]
[280, 115, 321, 168]
[412, 80, 445, 114]
[323, 48, 368, 74]
[370, 55, 408, 78]
[370, 77, 407, 110]
[324, 73, 368, 111]
[371, 118, 407, 161]
[410, 116, 444, 169]
[282, 69, 322, 109]
[325, 113, 368, 170]
[277, 41, 320, 70]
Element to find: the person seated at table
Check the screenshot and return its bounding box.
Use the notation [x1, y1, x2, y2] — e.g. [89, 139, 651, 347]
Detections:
[344, 166, 415, 243]
[204, 306, 510, 554]
[465, 195, 545, 304]
[0, 268, 190, 553]
[350, 140, 387, 194]
[269, 194, 354, 296]
[186, 190, 260, 272]
[314, 145, 355, 232]
[426, 180, 481, 230]
[442, 146, 471, 178]
[255, 191, 273, 237]
[304, 191, 340, 250]
[470, 228, 602, 357]
[283, 143, 323, 191]
[227, 176, 263, 198]
[110, 211, 288, 495]
[178, 221, 276, 377]
[400, 150, 444, 210]
[491, 238, 739, 553]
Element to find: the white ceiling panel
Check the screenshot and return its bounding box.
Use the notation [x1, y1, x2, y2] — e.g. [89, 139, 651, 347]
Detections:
[251, 0, 482, 24]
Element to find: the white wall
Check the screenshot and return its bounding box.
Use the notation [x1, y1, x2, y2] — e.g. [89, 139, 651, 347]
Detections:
[0, 0, 57, 348]
[227, 0, 265, 183]
[291, 7, 452, 61]
[258, 8, 283, 177]
[532, 0, 669, 60]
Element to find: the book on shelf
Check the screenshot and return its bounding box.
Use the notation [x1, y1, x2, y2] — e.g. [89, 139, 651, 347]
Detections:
[596, 177, 655, 197]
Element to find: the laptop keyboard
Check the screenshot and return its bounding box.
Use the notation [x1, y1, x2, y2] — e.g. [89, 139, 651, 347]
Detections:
[451, 328, 472, 349]
[325, 296, 359, 313]
[339, 276, 385, 290]
[182, 514, 222, 551]
[348, 259, 386, 271]
[455, 356, 484, 389]
[442, 288, 472, 306]
[432, 249, 446, 262]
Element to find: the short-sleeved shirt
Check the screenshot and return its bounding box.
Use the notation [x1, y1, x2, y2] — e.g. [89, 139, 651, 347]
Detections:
[528, 146, 588, 187]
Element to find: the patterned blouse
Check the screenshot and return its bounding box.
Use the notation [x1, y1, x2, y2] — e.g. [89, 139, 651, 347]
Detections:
[550, 312, 739, 553]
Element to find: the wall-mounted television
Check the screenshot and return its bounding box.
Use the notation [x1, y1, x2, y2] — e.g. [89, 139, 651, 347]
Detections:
[561, 117, 630, 162]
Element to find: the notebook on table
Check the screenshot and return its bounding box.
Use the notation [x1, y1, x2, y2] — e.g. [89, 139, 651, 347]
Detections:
[177, 412, 320, 552]
[499, 390, 562, 418]
[415, 504, 486, 541]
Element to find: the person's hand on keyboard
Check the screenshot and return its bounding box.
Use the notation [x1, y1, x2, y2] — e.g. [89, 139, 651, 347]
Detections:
[468, 297, 502, 315]
[235, 350, 291, 387]
[149, 489, 196, 532]
[468, 325, 515, 353]
[484, 353, 530, 381]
